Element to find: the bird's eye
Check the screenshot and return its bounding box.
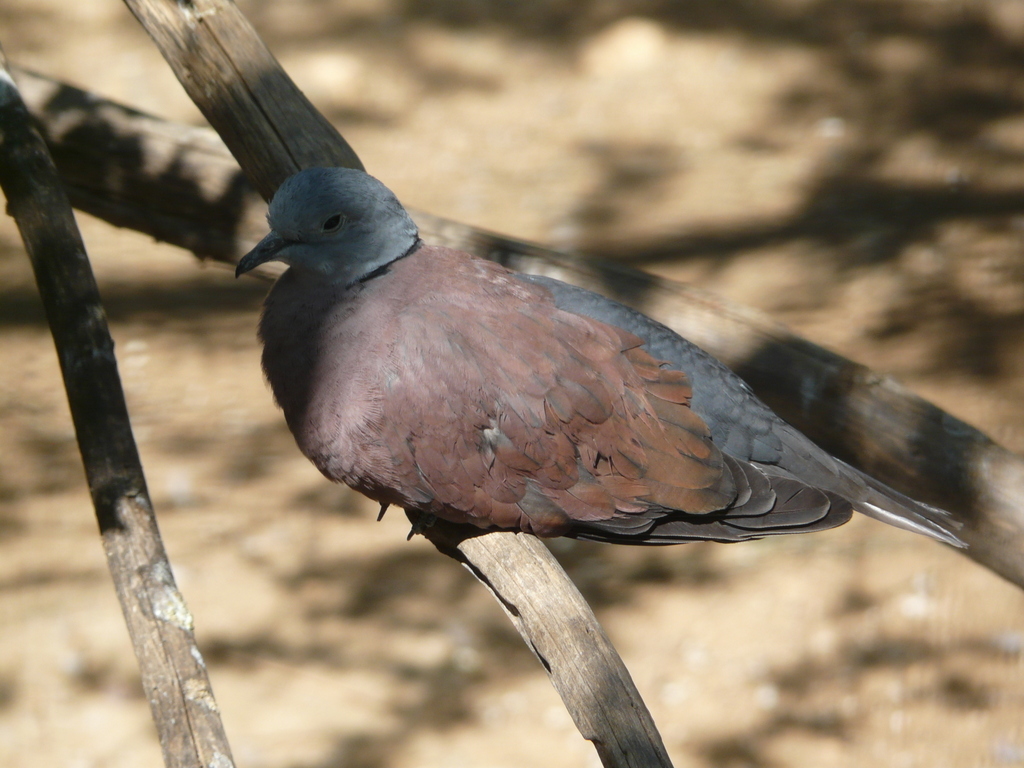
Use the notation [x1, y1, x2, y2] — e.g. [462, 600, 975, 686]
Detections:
[322, 214, 345, 232]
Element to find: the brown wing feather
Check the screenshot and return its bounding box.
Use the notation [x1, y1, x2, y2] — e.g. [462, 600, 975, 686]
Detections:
[265, 245, 849, 544]
[352, 249, 741, 536]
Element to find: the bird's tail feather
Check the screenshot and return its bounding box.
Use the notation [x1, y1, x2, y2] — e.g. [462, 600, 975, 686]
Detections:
[838, 459, 966, 548]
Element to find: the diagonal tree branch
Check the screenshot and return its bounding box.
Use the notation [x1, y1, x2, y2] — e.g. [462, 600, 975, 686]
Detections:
[120, 0, 363, 195]
[0, 49, 234, 768]
[118, 1, 676, 766]
[14, 62, 1024, 590]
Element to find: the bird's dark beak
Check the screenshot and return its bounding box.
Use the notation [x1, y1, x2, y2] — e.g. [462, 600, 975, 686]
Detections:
[236, 231, 288, 277]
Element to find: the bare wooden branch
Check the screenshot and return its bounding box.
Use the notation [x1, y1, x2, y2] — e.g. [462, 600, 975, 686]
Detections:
[0, 50, 234, 768]
[121, 0, 363, 199]
[119, 1, 675, 765]
[421, 519, 674, 768]
[16, 63, 1024, 590]
[13, 66, 267, 263]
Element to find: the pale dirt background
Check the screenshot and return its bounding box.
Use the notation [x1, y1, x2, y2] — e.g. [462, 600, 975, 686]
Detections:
[3, 1, 1024, 767]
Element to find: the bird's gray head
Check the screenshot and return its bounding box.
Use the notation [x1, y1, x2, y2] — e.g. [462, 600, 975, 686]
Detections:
[235, 167, 420, 285]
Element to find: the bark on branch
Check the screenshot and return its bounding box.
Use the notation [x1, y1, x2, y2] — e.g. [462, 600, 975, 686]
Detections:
[15, 62, 1024, 590]
[0, 49, 234, 768]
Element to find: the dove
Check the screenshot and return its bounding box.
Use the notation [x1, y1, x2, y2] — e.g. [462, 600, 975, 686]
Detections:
[236, 167, 962, 547]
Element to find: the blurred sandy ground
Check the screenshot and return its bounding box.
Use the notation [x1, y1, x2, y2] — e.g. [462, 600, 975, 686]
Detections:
[2, 1, 1024, 766]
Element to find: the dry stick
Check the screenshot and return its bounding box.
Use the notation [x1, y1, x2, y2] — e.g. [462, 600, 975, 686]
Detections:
[16, 65, 1024, 590]
[118, 1, 675, 766]
[425, 520, 672, 768]
[120, 0, 363, 196]
[0, 52, 234, 768]
[13, 66, 270, 264]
